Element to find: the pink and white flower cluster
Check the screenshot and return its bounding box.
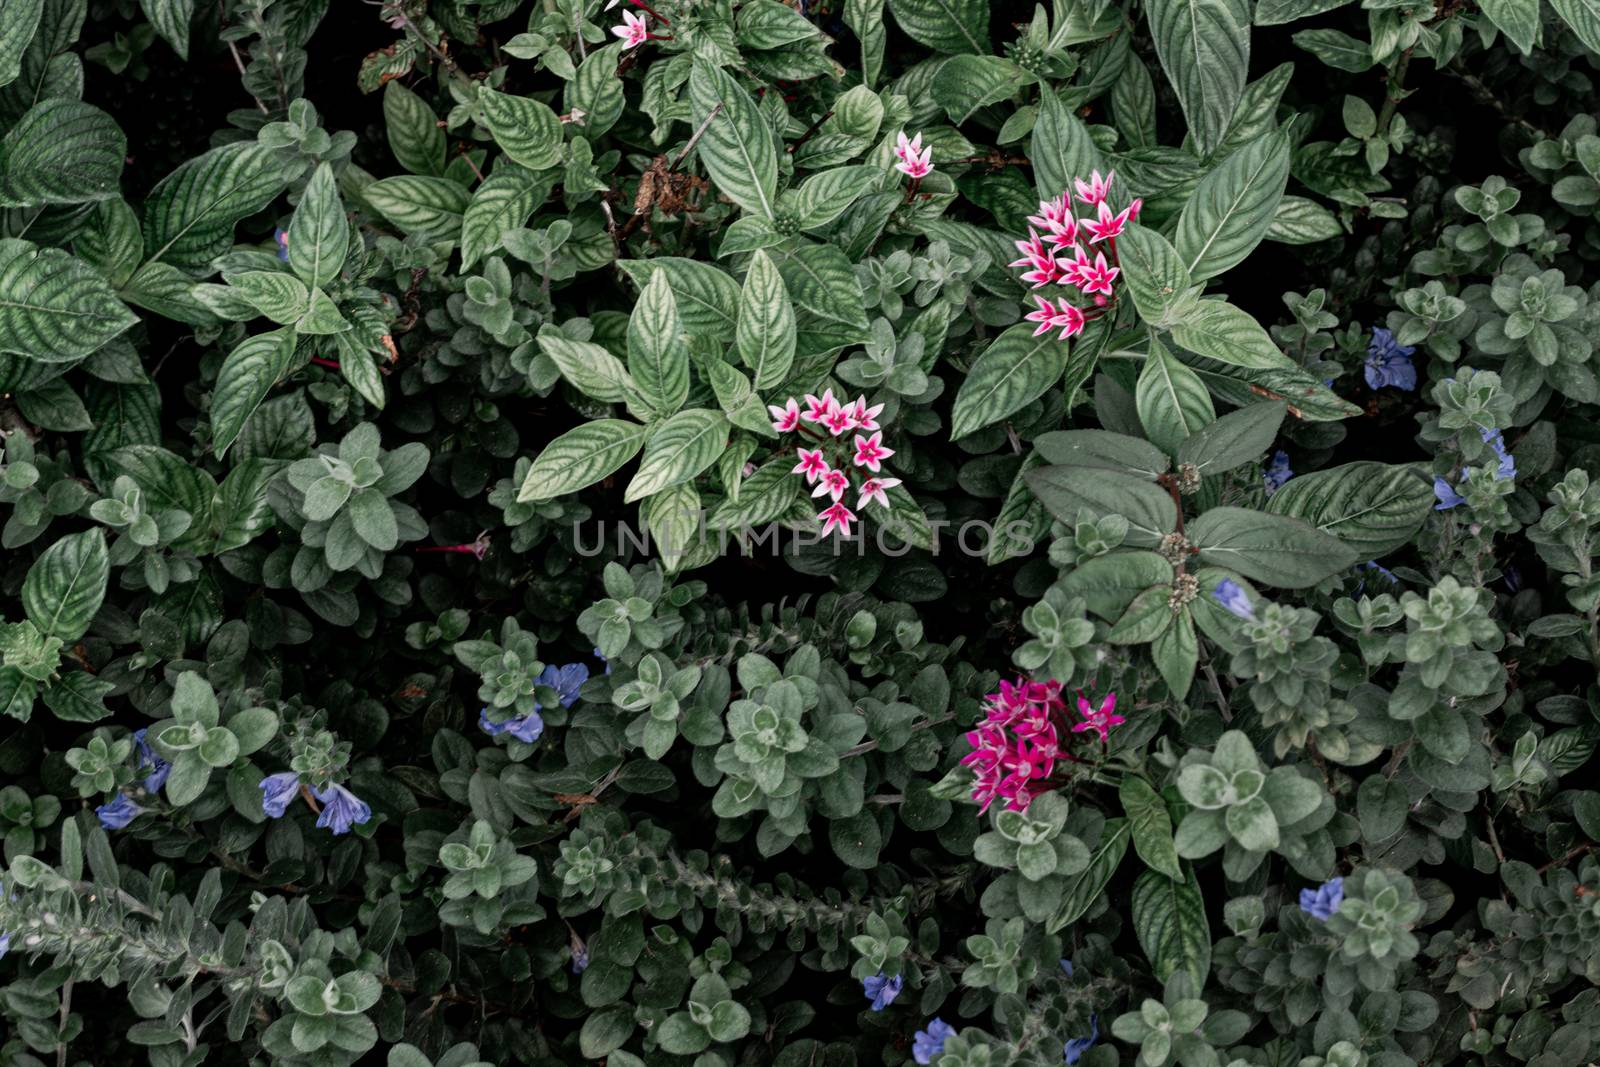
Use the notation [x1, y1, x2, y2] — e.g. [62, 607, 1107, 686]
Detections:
[1009, 170, 1141, 342]
[894, 131, 933, 179]
[960, 679, 1123, 813]
[769, 390, 898, 537]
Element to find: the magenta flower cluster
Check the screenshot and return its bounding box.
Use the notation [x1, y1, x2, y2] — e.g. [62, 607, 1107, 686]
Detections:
[960, 679, 1124, 813]
[769, 390, 898, 538]
[1009, 170, 1141, 341]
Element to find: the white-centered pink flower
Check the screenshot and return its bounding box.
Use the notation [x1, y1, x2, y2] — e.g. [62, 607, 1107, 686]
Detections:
[857, 477, 902, 509]
[792, 448, 829, 484]
[612, 10, 649, 47]
[812, 468, 850, 503]
[801, 389, 838, 424]
[1026, 196, 1075, 238]
[1015, 251, 1060, 289]
[852, 431, 893, 473]
[1082, 198, 1142, 243]
[847, 396, 884, 432]
[822, 405, 855, 437]
[1074, 169, 1114, 206]
[768, 397, 801, 433]
[894, 131, 933, 179]
[1074, 251, 1119, 295]
[1023, 296, 1085, 340]
[818, 501, 858, 537]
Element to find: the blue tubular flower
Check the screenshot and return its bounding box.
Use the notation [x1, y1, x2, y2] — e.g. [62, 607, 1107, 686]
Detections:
[861, 971, 902, 1011]
[1364, 327, 1417, 390]
[1433, 476, 1466, 510]
[274, 228, 290, 262]
[1263, 450, 1294, 495]
[97, 794, 143, 830]
[0, 929, 10, 960]
[1299, 876, 1344, 920]
[133, 728, 171, 793]
[479, 706, 545, 744]
[539, 662, 590, 708]
[313, 783, 371, 835]
[1481, 428, 1516, 480]
[1059, 958, 1073, 978]
[571, 944, 590, 975]
[1063, 1013, 1099, 1064]
[259, 772, 301, 818]
[913, 1018, 956, 1064]
[1213, 578, 1255, 621]
[593, 647, 612, 676]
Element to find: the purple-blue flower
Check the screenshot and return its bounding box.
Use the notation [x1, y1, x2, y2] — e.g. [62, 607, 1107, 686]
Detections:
[539, 663, 591, 708]
[97, 794, 143, 830]
[480, 706, 545, 744]
[1300, 876, 1344, 921]
[1063, 1013, 1099, 1064]
[862, 971, 902, 1011]
[133, 728, 171, 793]
[274, 228, 290, 262]
[1481, 428, 1516, 480]
[259, 772, 301, 818]
[313, 783, 371, 835]
[1433, 476, 1465, 510]
[1213, 578, 1255, 621]
[594, 647, 612, 675]
[1059, 958, 1073, 977]
[913, 1018, 956, 1064]
[0, 930, 10, 960]
[571, 943, 590, 975]
[1263, 450, 1293, 495]
[1364, 328, 1417, 391]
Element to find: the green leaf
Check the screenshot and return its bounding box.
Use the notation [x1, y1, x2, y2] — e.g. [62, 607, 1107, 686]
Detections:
[1264, 461, 1434, 557]
[1136, 337, 1215, 455]
[1170, 299, 1295, 370]
[1266, 195, 1344, 244]
[1032, 89, 1106, 200]
[628, 271, 690, 416]
[1550, 0, 1600, 54]
[1144, 0, 1250, 156]
[22, 529, 109, 641]
[213, 458, 281, 553]
[211, 329, 298, 459]
[1176, 400, 1287, 475]
[830, 810, 883, 868]
[1356, 774, 1408, 841]
[139, 0, 194, 58]
[286, 163, 347, 289]
[1035, 429, 1171, 476]
[362, 175, 471, 243]
[1121, 778, 1185, 881]
[1189, 505, 1359, 588]
[771, 242, 869, 328]
[625, 409, 728, 503]
[347, 488, 398, 550]
[934, 55, 1028, 123]
[688, 61, 779, 219]
[1107, 585, 1175, 645]
[477, 87, 564, 171]
[951, 322, 1072, 439]
[567, 43, 627, 138]
[102, 446, 216, 552]
[0, 239, 137, 363]
[1026, 465, 1177, 547]
[0, 0, 44, 89]
[230, 271, 309, 323]
[0, 669, 35, 722]
[886, 0, 988, 54]
[517, 420, 648, 503]
[1059, 550, 1175, 620]
[42, 672, 114, 723]
[1118, 225, 1199, 328]
[1174, 129, 1289, 281]
[144, 142, 298, 272]
[538, 329, 635, 403]
[1181, 352, 1362, 421]
[781, 165, 881, 230]
[1131, 868, 1212, 987]
[16, 378, 91, 431]
[618, 258, 740, 343]
[0, 98, 125, 206]
[383, 81, 444, 176]
[1151, 609, 1198, 698]
[1049, 818, 1129, 932]
[460, 165, 554, 272]
[735, 249, 795, 390]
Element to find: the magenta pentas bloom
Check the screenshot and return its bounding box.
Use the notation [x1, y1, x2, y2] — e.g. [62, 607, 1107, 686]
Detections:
[961, 679, 1122, 812]
[1072, 691, 1125, 743]
[1007, 171, 1141, 341]
[770, 392, 899, 534]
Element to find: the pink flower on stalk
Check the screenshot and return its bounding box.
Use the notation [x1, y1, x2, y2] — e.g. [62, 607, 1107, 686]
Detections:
[812, 468, 850, 503]
[612, 9, 650, 47]
[822, 404, 855, 437]
[1010, 229, 1053, 266]
[852, 431, 894, 473]
[1027, 299, 1084, 340]
[894, 131, 933, 179]
[1072, 251, 1119, 295]
[768, 397, 801, 433]
[960, 678, 1069, 812]
[847, 396, 884, 432]
[801, 390, 839, 424]
[1014, 251, 1061, 289]
[857, 476, 902, 509]
[1071, 691, 1125, 743]
[818, 501, 858, 537]
[1024, 296, 1066, 337]
[1073, 169, 1114, 206]
[1026, 196, 1076, 239]
[792, 448, 829, 484]
[1082, 198, 1142, 244]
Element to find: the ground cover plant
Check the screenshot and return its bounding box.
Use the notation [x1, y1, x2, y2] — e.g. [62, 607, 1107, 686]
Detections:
[1, 0, 1600, 1064]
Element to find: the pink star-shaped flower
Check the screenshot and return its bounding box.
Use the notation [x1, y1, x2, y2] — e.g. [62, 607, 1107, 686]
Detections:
[1074, 169, 1114, 207]
[822, 404, 855, 437]
[1026, 196, 1075, 239]
[1071, 691, 1124, 743]
[812, 468, 850, 503]
[894, 131, 932, 179]
[1015, 251, 1061, 289]
[1082, 198, 1142, 244]
[852, 431, 894, 473]
[768, 397, 801, 433]
[801, 389, 839, 424]
[847, 396, 884, 432]
[1073, 251, 1119, 295]
[818, 501, 858, 537]
[612, 9, 649, 47]
[857, 477, 902, 509]
[792, 448, 829, 484]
